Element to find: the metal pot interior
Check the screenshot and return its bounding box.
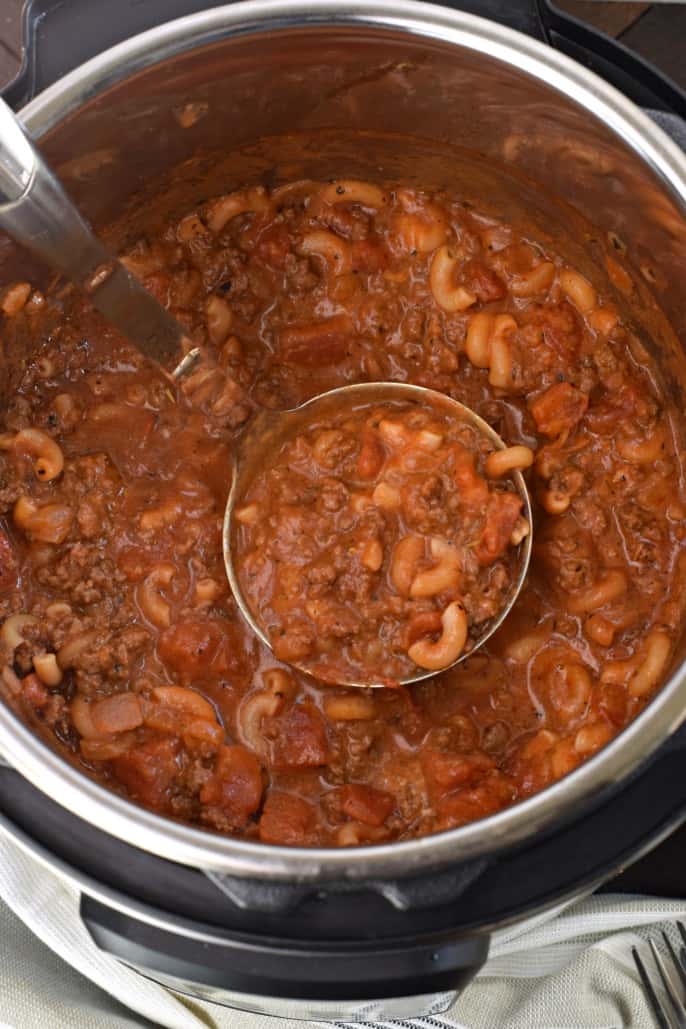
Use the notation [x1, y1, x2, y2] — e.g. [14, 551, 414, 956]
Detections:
[2, 2, 686, 878]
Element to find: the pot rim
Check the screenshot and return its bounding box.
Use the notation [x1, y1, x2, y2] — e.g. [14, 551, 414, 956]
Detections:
[3, 0, 686, 880]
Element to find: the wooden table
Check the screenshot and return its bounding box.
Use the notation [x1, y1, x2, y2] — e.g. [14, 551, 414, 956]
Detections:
[0, 2, 658, 91]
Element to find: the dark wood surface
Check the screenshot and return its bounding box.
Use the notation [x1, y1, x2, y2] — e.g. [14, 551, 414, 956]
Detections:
[621, 5, 686, 88]
[555, 0, 651, 35]
[0, 0, 22, 87]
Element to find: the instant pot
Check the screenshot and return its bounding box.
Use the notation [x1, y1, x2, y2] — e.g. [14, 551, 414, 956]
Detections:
[2, 0, 686, 1019]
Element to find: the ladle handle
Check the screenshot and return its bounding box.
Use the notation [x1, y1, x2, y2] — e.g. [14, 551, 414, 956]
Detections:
[0, 96, 109, 268]
[0, 97, 197, 379]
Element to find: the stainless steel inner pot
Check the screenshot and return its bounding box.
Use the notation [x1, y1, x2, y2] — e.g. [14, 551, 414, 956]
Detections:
[1, 0, 686, 882]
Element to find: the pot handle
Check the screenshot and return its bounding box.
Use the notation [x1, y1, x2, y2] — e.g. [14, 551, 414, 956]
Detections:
[539, 1, 686, 119]
[80, 891, 489, 1012]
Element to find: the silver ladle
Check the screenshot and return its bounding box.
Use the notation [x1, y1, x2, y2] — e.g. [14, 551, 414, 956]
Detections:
[0, 97, 197, 380]
[223, 381, 533, 688]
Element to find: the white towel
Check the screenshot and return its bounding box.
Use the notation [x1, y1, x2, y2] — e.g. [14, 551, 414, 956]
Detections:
[1, 827, 685, 1029]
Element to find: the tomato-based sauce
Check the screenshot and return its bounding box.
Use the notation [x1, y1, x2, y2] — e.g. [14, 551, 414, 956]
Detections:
[0, 177, 684, 846]
[235, 398, 529, 682]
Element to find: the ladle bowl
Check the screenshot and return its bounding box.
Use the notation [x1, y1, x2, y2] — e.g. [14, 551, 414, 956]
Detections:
[223, 381, 533, 688]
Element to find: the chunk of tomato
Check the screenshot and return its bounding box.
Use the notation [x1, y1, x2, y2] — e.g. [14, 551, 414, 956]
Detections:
[476, 492, 523, 565]
[158, 618, 248, 684]
[529, 381, 588, 438]
[452, 446, 489, 509]
[259, 791, 315, 844]
[271, 702, 329, 770]
[21, 673, 49, 711]
[421, 749, 495, 793]
[279, 316, 353, 368]
[338, 784, 395, 827]
[112, 737, 180, 810]
[200, 744, 263, 826]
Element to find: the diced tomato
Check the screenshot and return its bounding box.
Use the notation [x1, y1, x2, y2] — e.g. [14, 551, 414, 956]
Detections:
[21, 673, 49, 711]
[158, 618, 247, 684]
[462, 259, 506, 302]
[476, 492, 523, 565]
[259, 791, 315, 844]
[338, 784, 394, 827]
[271, 702, 329, 769]
[279, 316, 352, 368]
[421, 749, 495, 792]
[252, 223, 291, 269]
[436, 774, 515, 827]
[539, 300, 582, 360]
[452, 445, 489, 508]
[529, 382, 588, 438]
[200, 744, 263, 826]
[0, 525, 17, 591]
[112, 737, 180, 810]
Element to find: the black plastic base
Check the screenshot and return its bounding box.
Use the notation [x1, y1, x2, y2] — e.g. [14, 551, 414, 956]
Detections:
[80, 894, 489, 1001]
[2, 723, 686, 1000]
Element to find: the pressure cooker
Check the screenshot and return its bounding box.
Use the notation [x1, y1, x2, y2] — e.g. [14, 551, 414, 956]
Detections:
[1, 0, 686, 1019]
